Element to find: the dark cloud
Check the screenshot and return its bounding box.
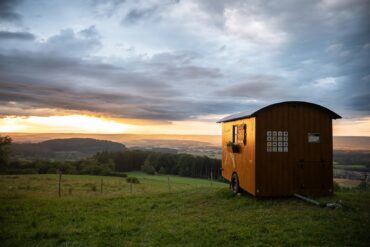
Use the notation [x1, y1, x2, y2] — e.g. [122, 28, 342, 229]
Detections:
[349, 93, 370, 113]
[149, 51, 200, 66]
[0, 80, 246, 120]
[0, 0, 22, 22]
[123, 6, 158, 24]
[0, 49, 230, 120]
[42, 26, 102, 56]
[0, 31, 35, 40]
[216, 75, 287, 98]
[162, 66, 222, 80]
[0, 51, 177, 97]
[78, 25, 100, 39]
[122, 0, 180, 25]
[212, 0, 370, 116]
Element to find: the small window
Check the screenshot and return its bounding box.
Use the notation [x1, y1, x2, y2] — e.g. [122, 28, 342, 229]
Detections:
[232, 125, 238, 144]
[308, 133, 320, 143]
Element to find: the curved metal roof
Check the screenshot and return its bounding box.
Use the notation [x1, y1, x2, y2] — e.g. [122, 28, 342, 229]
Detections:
[217, 101, 341, 123]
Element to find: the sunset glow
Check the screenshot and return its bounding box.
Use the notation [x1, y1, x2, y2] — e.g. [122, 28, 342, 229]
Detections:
[1, 114, 369, 136]
[0, 115, 132, 134]
[0, 114, 222, 135]
[333, 117, 370, 136]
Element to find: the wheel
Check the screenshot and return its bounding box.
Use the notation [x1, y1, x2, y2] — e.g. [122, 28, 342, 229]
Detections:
[231, 173, 240, 193]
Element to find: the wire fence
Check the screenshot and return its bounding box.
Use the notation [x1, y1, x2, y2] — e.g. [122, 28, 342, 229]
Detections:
[0, 173, 227, 199]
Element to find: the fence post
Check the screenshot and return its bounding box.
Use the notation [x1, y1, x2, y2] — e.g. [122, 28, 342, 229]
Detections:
[58, 172, 62, 198]
[168, 176, 171, 192]
[101, 177, 103, 193]
[211, 170, 213, 187]
[364, 173, 368, 191]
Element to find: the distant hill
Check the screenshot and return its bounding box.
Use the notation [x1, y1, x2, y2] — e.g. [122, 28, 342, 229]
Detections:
[6, 133, 370, 151]
[11, 138, 127, 160]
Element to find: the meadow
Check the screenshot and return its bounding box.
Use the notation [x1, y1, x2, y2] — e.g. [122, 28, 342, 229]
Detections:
[0, 173, 369, 246]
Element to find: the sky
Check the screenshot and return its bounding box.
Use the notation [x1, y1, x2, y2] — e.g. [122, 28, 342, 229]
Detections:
[0, 0, 369, 136]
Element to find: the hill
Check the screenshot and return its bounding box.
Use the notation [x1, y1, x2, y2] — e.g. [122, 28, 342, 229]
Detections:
[10, 138, 127, 160]
[0, 173, 369, 246]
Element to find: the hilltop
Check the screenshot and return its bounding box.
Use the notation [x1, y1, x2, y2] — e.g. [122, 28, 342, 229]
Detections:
[10, 138, 127, 160]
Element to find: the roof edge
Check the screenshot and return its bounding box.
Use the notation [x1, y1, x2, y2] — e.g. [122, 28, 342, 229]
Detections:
[217, 101, 342, 123]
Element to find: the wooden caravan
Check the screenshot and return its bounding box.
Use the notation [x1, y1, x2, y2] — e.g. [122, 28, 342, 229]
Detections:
[217, 101, 341, 197]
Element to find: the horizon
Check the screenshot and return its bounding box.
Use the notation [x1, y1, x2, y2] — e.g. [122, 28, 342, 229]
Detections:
[3, 132, 370, 137]
[4, 132, 370, 151]
[0, 0, 369, 136]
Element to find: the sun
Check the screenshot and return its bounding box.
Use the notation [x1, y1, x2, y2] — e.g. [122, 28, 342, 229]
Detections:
[0, 115, 133, 134]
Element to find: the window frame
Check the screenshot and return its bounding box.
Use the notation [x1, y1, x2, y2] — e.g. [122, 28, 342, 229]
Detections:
[232, 125, 238, 144]
[243, 124, 247, 145]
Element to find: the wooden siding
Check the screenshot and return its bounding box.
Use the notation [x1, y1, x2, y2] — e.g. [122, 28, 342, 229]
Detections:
[221, 118, 256, 195]
[255, 103, 333, 196]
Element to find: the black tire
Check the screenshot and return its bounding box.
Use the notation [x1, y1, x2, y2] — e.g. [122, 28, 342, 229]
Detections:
[231, 173, 240, 193]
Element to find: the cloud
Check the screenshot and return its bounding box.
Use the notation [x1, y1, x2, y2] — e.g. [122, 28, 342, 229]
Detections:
[122, 6, 158, 24]
[0, 0, 22, 22]
[0, 0, 369, 126]
[41, 26, 102, 56]
[0, 80, 250, 121]
[216, 75, 287, 99]
[349, 93, 370, 113]
[314, 77, 337, 87]
[0, 31, 35, 40]
[121, 1, 180, 25]
[326, 43, 350, 57]
[0, 51, 176, 97]
[223, 8, 287, 45]
[90, 0, 126, 17]
[0, 49, 234, 121]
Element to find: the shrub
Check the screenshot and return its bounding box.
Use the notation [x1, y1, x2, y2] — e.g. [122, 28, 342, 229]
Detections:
[91, 184, 97, 192]
[357, 181, 369, 191]
[126, 177, 140, 184]
[141, 163, 155, 175]
[158, 166, 167, 174]
[106, 172, 128, 178]
[83, 183, 97, 192]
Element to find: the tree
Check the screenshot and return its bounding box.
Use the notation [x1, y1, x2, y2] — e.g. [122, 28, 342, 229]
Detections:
[177, 154, 193, 177]
[0, 135, 12, 171]
[141, 162, 155, 175]
[158, 166, 167, 174]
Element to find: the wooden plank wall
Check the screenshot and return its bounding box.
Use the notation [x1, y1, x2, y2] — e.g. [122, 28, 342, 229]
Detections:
[221, 118, 256, 195]
[255, 103, 333, 196]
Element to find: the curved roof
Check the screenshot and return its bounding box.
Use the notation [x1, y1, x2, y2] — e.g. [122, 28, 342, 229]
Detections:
[217, 101, 341, 123]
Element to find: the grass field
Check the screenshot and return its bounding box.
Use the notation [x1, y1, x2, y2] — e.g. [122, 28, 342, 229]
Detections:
[0, 172, 225, 198]
[1, 173, 370, 246]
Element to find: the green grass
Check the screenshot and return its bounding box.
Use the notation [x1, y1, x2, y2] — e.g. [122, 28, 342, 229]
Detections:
[0, 173, 369, 246]
[0, 172, 224, 199]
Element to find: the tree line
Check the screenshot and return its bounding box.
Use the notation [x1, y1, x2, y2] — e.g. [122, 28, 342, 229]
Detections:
[94, 151, 222, 179]
[0, 136, 222, 180]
